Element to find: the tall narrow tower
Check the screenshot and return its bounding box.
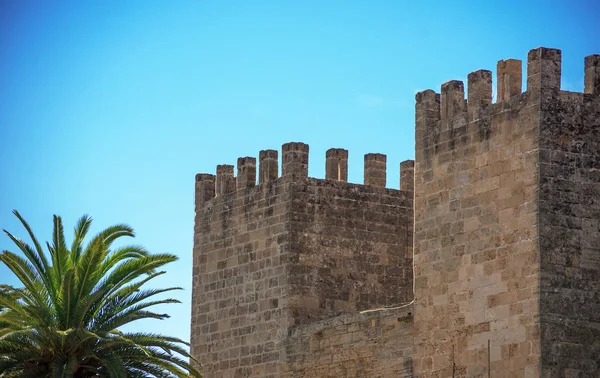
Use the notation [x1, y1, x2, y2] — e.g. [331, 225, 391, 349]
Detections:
[413, 48, 600, 376]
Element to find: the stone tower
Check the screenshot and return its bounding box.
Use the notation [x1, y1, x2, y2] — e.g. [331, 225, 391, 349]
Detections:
[190, 144, 415, 377]
[413, 48, 600, 376]
[190, 46, 600, 378]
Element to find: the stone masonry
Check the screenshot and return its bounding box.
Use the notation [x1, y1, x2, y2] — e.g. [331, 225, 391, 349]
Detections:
[191, 144, 414, 377]
[413, 48, 600, 377]
[284, 307, 414, 377]
[191, 47, 600, 377]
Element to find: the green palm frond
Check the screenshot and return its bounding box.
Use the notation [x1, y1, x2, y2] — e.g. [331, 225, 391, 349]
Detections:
[70, 214, 92, 264]
[99, 244, 150, 277]
[51, 215, 69, 279]
[0, 251, 47, 306]
[12, 210, 51, 282]
[0, 211, 202, 378]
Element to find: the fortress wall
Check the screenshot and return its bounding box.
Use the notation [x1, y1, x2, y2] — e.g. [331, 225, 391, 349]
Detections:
[288, 176, 414, 325]
[191, 157, 293, 378]
[537, 53, 600, 376]
[191, 143, 415, 377]
[284, 306, 415, 377]
[413, 51, 543, 376]
[189, 47, 600, 378]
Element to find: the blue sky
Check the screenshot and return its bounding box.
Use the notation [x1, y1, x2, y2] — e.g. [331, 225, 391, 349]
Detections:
[1, 1, 598, 344]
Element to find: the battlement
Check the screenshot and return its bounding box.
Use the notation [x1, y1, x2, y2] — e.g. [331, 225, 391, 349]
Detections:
[416, 47, 600, 121]
[191, 46, 600, 378]
[195, 142, 415, 210]
[415, 47, 600, 169]
[192, 142, 415, 376]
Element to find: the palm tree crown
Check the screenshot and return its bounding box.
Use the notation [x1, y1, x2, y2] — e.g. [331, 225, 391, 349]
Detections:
[0, 210, 201, 377]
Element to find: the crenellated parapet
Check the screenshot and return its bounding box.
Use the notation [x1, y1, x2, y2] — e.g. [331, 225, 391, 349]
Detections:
[195, 142, 415, 211]
[417, 47, 600, 119]
[416, 47, 600, 171]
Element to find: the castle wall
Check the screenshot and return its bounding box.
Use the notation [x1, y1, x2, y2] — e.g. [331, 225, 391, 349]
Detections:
[413, 55, 542, 376]
[191, 144, 414, 377]
[191, 173, 293, 378]
[538, 57, 600, 375]
[191, 47, 599, 378]
[288, 178, 414, 325]
[284, 306, 414, 377]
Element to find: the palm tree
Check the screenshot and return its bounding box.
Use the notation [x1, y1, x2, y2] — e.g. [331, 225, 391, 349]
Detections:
[0, 210, 202, 378]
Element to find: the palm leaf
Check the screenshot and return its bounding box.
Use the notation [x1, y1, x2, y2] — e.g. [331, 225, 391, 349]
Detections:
[58, 269, 75, 329]
[11, 210, 51, 279]
[50, 215, 69, 284]
[73, 237, 107, 318]
[0, 211, 202, 377]
[70, 214, 92, 264]
[0, 251, 46, 306]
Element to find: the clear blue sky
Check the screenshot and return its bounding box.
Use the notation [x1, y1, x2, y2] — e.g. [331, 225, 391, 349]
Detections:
[1, 1, 598, 344]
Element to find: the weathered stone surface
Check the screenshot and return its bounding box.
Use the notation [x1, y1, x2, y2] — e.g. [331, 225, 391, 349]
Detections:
[496, 59, 522, 102]
[363, 153, 387, 188]
[259, 149, 278, 184]
[467, 69, 492, 122]
[538, 89, 600, 377]
[284, 306, 414, 377]
[236, 157, 256, 190]
[414, 84, 542, 376]
[414, 47, 600, 377]
[288, 178, 413, 325]
[191, 47, 600, 378]
[400, 160, 415, 192]
[191, 176, 292, 377]
[325, 148, 349, 182]
[282, 142, 309, 179]
[191, 143, 413, 377]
